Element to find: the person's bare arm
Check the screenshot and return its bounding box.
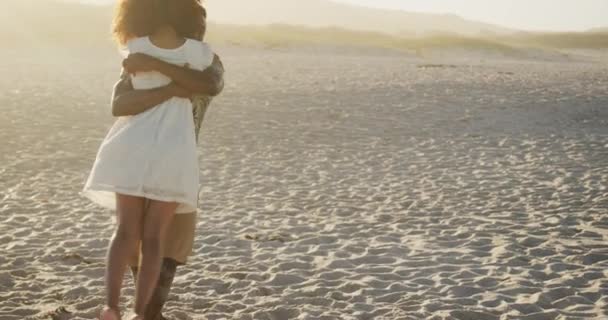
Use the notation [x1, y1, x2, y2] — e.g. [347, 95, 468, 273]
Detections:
[111, 72, 189, 117]
[123, 54, 225, 96]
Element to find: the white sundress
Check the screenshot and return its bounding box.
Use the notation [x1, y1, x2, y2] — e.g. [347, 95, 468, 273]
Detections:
[83, 37, 214, 214]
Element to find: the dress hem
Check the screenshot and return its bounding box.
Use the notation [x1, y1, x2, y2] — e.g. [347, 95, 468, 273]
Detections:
[81, 185, 199, 214]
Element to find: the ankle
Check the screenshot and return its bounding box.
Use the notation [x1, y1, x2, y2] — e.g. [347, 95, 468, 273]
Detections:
[100, 306, 121, 320]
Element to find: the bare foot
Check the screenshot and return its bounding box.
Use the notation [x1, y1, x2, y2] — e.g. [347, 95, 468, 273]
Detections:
[99, 307, 120, 320]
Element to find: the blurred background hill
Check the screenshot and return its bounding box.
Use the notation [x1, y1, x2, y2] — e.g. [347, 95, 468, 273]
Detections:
[2, 0, 607, 55]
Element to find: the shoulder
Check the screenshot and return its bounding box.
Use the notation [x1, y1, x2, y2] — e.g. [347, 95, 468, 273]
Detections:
[185, 40, 214, 70]
[186, 39, 213, 55]
[125, 37, 149, 53]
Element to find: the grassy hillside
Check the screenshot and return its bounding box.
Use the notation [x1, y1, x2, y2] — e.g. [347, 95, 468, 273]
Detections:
[206, 24, 517, 53]
[206, 24, 608, 52]
[505, 32, 608, 49]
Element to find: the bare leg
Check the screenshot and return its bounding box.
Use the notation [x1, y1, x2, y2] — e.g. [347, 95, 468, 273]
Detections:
[130, 258, 178, 320]
[133, 200, 178, 317]
[101, 194, 145, 320]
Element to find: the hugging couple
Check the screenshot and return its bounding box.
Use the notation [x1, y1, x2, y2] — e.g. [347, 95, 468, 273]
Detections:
[81, 0, 225, 319]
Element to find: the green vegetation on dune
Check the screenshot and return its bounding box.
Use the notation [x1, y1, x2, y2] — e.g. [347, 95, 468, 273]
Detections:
[505, 32, 608, 49]
[207, 24, 520, 54]
[207, 24, 404, 49]
[406, 34, 517, 53]
[206, 23, 608, 54]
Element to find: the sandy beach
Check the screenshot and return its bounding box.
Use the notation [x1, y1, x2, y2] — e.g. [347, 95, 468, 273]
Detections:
[1, 45, 608, 320]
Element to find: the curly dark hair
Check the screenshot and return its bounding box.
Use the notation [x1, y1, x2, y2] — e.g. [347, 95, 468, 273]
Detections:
[113, 0, 207, 46]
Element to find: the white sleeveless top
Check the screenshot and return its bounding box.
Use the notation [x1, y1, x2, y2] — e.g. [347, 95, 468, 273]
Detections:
[83, 37, 214, 214]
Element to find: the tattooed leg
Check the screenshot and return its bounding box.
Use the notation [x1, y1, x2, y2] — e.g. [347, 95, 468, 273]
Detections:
[130, 258, 179, 320]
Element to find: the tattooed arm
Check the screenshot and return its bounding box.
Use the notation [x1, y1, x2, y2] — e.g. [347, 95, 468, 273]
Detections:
[191, 55, 225, 140]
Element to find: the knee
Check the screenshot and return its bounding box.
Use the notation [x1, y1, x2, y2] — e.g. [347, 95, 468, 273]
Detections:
[114, 226, 140, 246]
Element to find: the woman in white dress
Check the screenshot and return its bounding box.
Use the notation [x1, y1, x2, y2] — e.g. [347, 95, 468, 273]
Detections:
[82, 1, 214, 319]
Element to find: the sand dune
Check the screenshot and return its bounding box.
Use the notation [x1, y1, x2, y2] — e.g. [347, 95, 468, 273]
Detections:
[1, 46, 608, 320]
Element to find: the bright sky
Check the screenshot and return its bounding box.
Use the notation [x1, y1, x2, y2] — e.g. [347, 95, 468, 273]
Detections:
[78, 0, 607, 31]
[335, 0, 608, 31]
